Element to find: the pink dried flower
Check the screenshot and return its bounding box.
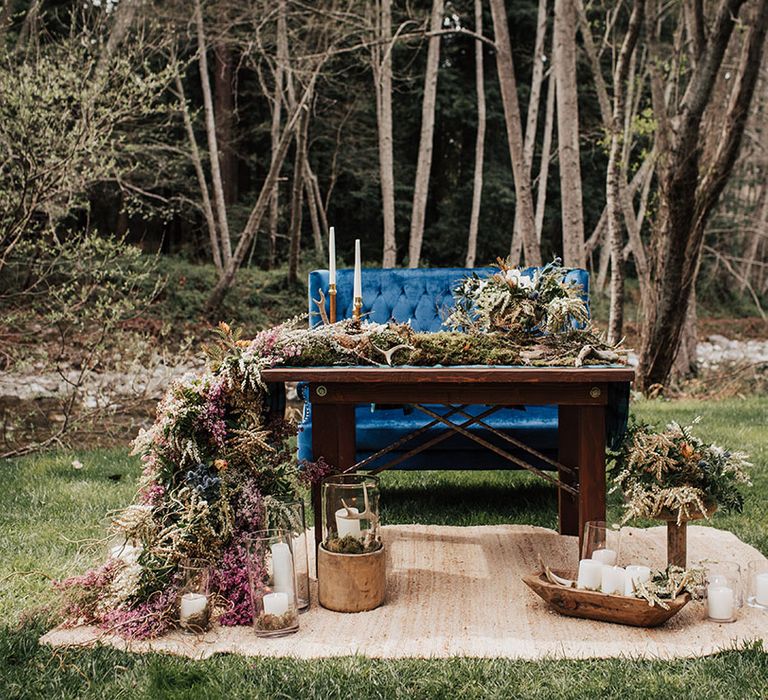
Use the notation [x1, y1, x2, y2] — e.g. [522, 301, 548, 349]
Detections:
[100, 586, 178, 639]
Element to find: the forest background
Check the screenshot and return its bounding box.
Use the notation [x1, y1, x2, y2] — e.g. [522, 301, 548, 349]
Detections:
[1, 0, 767, 456]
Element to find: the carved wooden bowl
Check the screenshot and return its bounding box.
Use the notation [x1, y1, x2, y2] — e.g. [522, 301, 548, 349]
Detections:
[523, 571, 691, 627]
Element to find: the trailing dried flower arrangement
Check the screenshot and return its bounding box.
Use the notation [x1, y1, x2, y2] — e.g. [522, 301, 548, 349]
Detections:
[611, 418, 752, 525]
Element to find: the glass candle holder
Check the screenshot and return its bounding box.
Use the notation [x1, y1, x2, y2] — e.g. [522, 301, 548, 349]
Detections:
[581, 521, 621, 566]
[178, 559, 212, 633]
[268, 499, 310, 611]
[747, 559, 768, 610]
[247, 529, 299, 637]
[321, 473, 381, 554]
[705, 561, 742, 623]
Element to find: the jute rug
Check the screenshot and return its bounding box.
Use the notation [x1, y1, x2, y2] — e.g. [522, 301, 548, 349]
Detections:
[41, 524, 768, 660]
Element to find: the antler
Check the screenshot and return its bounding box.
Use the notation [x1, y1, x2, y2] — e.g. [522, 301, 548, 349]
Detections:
[371, 343, 414, 366]
[340, 483, 380, 528]
[312, 288, 331, 325]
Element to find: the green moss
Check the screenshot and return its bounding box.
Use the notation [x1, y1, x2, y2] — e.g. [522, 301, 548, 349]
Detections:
[323, 536, 383, 554]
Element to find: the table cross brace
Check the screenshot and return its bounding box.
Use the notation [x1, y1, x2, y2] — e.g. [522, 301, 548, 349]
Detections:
[413, 404, 579, 497]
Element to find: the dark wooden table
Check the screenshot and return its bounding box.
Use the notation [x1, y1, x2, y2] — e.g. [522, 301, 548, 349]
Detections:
[262, 366, 635, 553]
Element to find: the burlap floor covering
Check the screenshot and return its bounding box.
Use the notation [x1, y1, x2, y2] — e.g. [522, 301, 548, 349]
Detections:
[41, 524, 768, 660]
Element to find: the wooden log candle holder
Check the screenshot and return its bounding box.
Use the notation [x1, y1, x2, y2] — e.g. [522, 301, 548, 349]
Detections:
[317, 545, 386, 613]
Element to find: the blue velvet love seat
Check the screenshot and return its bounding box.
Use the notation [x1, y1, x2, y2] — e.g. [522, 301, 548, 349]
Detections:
[296, 266, 624, 471]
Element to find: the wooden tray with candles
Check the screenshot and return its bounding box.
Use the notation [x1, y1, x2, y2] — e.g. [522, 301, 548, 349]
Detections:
[522, 570, 691, 627]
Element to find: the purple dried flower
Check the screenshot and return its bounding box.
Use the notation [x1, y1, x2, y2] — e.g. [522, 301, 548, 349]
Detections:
[210, 536, 256, 626]
[298, 457, 336, 486]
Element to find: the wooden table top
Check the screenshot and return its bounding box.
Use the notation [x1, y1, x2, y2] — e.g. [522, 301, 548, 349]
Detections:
[261, 366, 635, 384]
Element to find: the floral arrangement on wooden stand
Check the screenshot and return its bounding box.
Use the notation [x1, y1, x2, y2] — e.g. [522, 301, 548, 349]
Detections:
[610, 418, 752, 566]
[55, 257, 626, 639]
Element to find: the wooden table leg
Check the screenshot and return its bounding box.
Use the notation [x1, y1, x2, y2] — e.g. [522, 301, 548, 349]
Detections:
[559, 404, 606, 554]
[557, 406, 580, 538]
[311, 402, 356, 562]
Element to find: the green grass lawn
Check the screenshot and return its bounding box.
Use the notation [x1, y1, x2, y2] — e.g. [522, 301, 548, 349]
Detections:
[1, 398, 767, 699]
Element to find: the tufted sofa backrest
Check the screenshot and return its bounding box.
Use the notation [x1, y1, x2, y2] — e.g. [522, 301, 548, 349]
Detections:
[308, 267, 590, 332]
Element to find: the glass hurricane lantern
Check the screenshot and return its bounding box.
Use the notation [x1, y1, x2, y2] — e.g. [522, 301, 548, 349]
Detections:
[178, 559, 212, 634]
[321, 473, 381, 553]
[317, 473, 386, 612]
[246, 529, 300, 637]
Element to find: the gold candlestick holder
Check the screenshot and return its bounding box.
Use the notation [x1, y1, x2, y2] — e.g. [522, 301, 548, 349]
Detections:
[353, 296, 362, 322]
[329, 283, 337, 324]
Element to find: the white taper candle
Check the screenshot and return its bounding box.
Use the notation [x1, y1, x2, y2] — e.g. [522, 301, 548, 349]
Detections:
[328, 226, 336, 285]
[353, 239, 362, 300]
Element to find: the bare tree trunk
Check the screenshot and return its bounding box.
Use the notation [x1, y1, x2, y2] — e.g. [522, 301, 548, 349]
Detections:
[554, 0, 585, 268]
[268, 0, 288, 269]
[672, 289, 698, 381]
[408, 0, 443, 268]
[174, 71, 223, 273]
[638, 0, 768, 391]
[534, 69, 556, 242]
[489, 0, 541, 265]
[214, 42, 238, 206]
[304, 161, 324, 254]
[14, 0, 40, 52]
[93, 0, 140, 81]
[373, 0, 397, 268]
[0, 1, 15, 37]
[288, 111, 308, 286]
[510, 0, 549, 265]
[195, 0, 232, 265]
[606, 0, 644, 345]
[741, 184, 768, 291]
[466, 0, 486, 268]
[206, 73, 318, 311]
[306, 164, 329, 237]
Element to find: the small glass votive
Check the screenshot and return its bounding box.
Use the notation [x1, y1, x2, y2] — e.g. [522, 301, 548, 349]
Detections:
[178, 559, 212, 633]
[247, 529, 299, 637]
[747, 559, 768, 610]
[705, 561, 742, 623]
[268, 499, 310, 611]
[582, 521, 621, 566]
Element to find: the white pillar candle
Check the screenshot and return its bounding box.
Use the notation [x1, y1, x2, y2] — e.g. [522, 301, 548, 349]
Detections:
[576, 559, 604, 590]
[335, 507, 362, 538]
[755, 573, 768, 606]
[262, 591, 289, 617]
[179, 592, 208, 622]
[353, 239, 362, 300]
[624, 565, 652, 596]
[707, 585, 735, 621]
[270, 542, 294, 596]
[601, 566, 626, 595]
[328, 227, 336, 285]
[591, 548, 617, 566]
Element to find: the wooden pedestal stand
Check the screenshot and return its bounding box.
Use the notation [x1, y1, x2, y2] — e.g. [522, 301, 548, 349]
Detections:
[317, 545, 386, 612]
[659, 505, 716, 568]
